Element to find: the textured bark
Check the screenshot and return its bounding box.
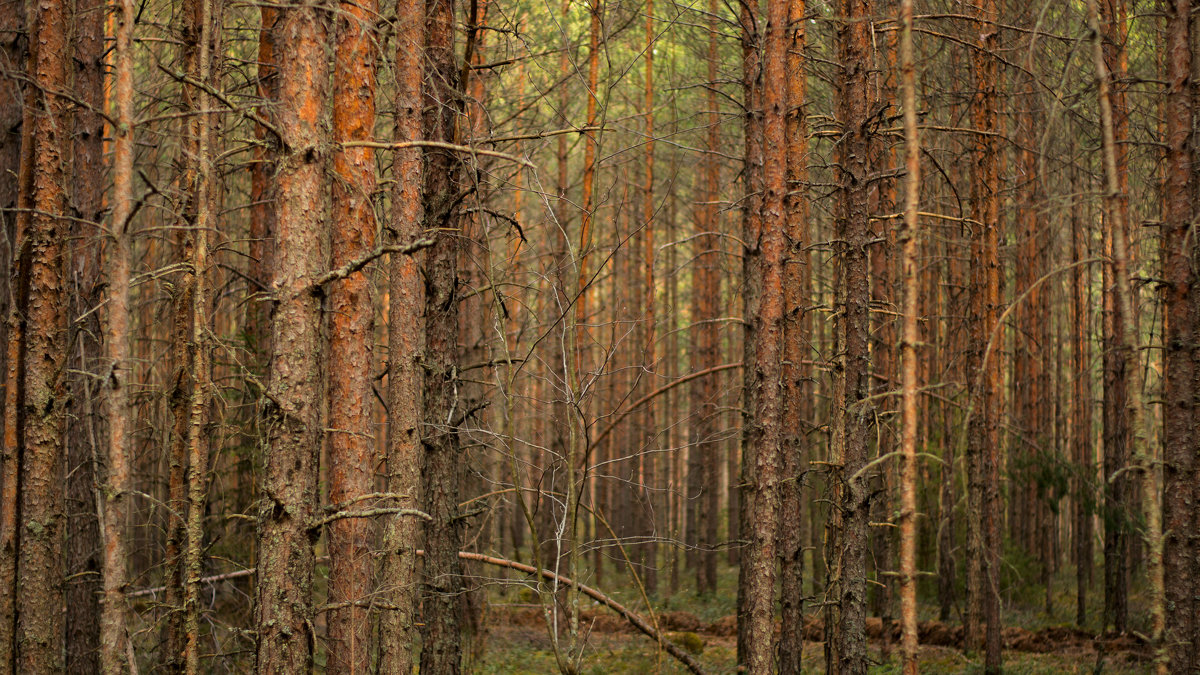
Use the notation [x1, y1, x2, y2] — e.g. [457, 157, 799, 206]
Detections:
[378, 0, 424, 667]
[327, 2, 378, 671]
[777, 0, 808, 669]
[825, 0, 873, 672]
[965, 2, 1003, 671]
[0, 5, 31, 670]
[733, 0, 761, 660]
[418, 0, 465, 667]
[64, 0, 104, 666]
[96, 0, 137, 669]
[736, 0, 786, 667]
[17, 0, 71, 667]
[896, 0, 919, 670]
[1099, 0, 1131, 632]
[253, 0, 328, 669]
[180, 0, 220, 669]
[1157, 0, 1192, 669]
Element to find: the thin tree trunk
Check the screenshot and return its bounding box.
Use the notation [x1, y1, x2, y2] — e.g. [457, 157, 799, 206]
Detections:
[253, 0, 329, 668]
[826, 0, 873, 672]
[1137, 0, 1182, 669]
[777, 0, 808, 668]
[0, 10, 32, 667]
[637, 0, 659, 598]
[97, 0, 137, 669]
[896, 0, 920, 670]
[327, 1, 378, 670]
[181, 0, 220, 669]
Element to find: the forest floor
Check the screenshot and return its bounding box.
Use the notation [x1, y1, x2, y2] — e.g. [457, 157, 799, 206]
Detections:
[467, 558, 1155, 674]
[475, 605, 1151, 674]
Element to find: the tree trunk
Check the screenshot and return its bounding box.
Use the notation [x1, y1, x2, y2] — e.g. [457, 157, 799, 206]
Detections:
[253, 0, 329, 669]
[777, 0, 808, 668]
[327, 1, 378, 671]
[64, 0, 105, 666]
[965, 2, 1003, 670]
[1156, 0, 1192, 669]
[419, 0, 466, 666]
[17, 0, 71, 667]
[378, 0, 424, 667]
[825, 0, 873, 672]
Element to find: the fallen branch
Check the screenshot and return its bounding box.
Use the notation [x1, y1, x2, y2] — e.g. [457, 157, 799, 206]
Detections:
[127, 550, 708, 673]
[459, 551, 708, 675]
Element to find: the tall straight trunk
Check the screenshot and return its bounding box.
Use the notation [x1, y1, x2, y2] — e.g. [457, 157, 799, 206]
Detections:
[249, 7, 276, 363]
[1099, 0, 1131, 633]
[777, 0, 808, 669]
[419, 0, 466, 666]
[253, 0, 328, 669]
[687, 0, 722, 595]
[1154, 0, 1190, 669]
[896, 0, 919, 670]
[327, 1, 378, 671]
[0, 7, 31, 666]
[825, 0, 873, 672]
[17, 0, 71, 667]
[181, 0, 220, 669]
[97, 0, 137, 669]
[734, 0, 761, 659]
[379, 0, 424, 666]
[737, 0, 787, 667]
[965, 1, 1003, 669]
[637, 0, 658, 597]
[1071, 163, 1093, 629]
[65, 0, 104, 666]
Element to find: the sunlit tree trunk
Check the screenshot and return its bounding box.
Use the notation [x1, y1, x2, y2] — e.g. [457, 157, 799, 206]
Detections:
[327, 0, 377, 670]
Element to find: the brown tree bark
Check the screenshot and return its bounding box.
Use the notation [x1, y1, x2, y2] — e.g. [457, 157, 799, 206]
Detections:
[825, 0, 873, 672]
[1099, 0, 1131, 633]
[1157, 0, 1192, 669]
[965, 1, 1003, 670]
[378, 0, 424, 666]
[419, 0, 466, 666]
[64, 0, 104, 666]
[327, 1, 378, 671]
[777, 0, 808, 669]
[736, 0, 787, 667]
[253, 0, 328, 669]
[16, 0, 71, 667]
[96, 0, 137, 669]
[896, 0, 919, 670]
[1071, 164, 1093, 630]
[687, 0, 721, 595]
[0, 5, 31, 666]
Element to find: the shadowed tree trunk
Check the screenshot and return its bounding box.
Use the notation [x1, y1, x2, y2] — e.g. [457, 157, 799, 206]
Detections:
[17, 0, 71, 666]
[825, 0, 874, 672]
